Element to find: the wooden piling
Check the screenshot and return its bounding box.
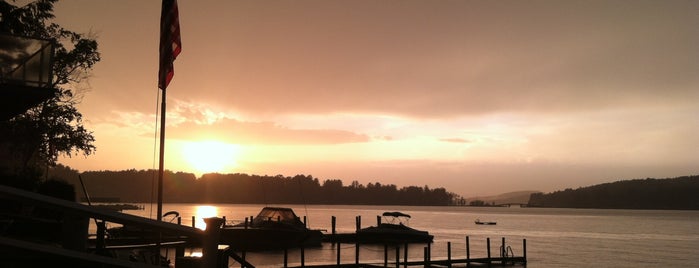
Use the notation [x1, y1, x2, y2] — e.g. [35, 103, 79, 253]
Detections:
[336, 242, 341, 265]
[395, 245, 400, 268]
[384, 244, 389, 267]
[423, 247, 429, 268]
[447, 242, 452, 268]
[403, 243, 408, 268]
[301, 247, 305, 267]
[355, 242, 360, 265]
[486, 237, 491, 266]
[331, 216, 337, 235]
[202, 217, 224, 268]
[523, 238, 527, 263]
[466, 236, 470, 261]
[284, 248, 288, 268]
[191, 216, 196, 228]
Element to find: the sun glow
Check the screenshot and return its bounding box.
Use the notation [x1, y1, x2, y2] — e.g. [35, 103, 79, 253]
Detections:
[182, 140, 241, 175]
[194, 205, 219, 230]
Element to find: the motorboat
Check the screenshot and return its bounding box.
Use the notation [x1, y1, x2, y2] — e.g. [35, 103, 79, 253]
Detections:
[475, 219, 497, 225]
[219, 207, 323, 251]
[356, 212, 433, 244]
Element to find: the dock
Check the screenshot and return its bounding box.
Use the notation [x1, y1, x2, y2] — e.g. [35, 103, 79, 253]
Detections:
[1, 185, 527, 267]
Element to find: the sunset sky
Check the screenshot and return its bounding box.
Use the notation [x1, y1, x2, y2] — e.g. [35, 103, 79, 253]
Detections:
[52, 0, 698, 197]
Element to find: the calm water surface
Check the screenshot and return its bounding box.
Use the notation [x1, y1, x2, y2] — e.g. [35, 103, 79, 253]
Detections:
[115, 204, 699, 267]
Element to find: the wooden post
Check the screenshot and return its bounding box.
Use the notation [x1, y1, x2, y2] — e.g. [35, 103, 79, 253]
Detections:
[301, 247, 305, 267]
[202, 217, 224, 268]
[244, 217, 248, 229]
[96, 220, 106, 251]
[192, 216, 196, 228]
[222, 216, 226, 227]
[396, 245, 400, 268]
[303, 216, 307, 227]
[284, 249, 288, 268]
[523, 239, 527, 264]
[486, 237, 491, 266]
[427, 242, 431, 263]
[501, 237, 506, 265]
[177, 216, 182, 225]
[384, 244, 388, 267]
[404, 243, 408, 268]
[466, 236, 470, 261]
[356, 215, 361, 231]
[377, 215, 381, 226]
[355, 242, 360, 265]
[336, 242, 341, 265]
[331, 216, 337, 235]
[423, 247, 429, 268]
[447, 242, 452, 268]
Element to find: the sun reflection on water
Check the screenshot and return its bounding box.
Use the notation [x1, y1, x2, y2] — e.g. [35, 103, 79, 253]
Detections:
[194, 205, 218, 230]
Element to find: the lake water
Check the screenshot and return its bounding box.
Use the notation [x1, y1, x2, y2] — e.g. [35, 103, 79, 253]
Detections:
[113, 204, 699, 267]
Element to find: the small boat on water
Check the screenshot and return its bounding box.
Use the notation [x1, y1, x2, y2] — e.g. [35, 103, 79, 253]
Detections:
[475, 219, 497, 225]
[356, 212, 433, 244]
[219, 207, 323, 251]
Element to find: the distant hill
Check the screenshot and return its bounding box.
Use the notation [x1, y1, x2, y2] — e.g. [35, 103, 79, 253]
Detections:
[528, 175, 699, 210]
[466, 190, 540, 205]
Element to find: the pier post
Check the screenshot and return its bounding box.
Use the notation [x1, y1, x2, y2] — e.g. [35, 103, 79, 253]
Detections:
[384, 244, 388, 267]
[501, 237, 506, 265]
[523, 239, 527, 264]
[222, 216, 226, 227]
[356, 216, 361, 231]
[486, 237, 491, 266]
[336, 242, 341, 265]
[447, 242, 452, 268]
[301, 247, 305, 267]
[284, 249, 288, 268]
[202, 217, 224, 268]
[303, 216, 307, 227]
[427, 242, 431, 263]
[396, 245, 400, 268]
[404, 243, 408, 268]
[466, 236, 470, 261]
[331, 216, 337, 235]
[192, 216, 196, 228]
[355, 242, 360, 265]
[423, 247, 429, 268]
[377, 215, 381, 226]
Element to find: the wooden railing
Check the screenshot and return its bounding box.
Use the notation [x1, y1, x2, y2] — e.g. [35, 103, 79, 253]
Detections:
[0, 184, 222, 267]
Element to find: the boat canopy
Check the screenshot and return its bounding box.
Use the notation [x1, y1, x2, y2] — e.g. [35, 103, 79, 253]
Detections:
[382, 212, 411, 218]
[253, 207, 301, 224]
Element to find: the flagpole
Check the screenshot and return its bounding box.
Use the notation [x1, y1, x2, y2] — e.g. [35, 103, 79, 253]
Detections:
[157, 87, 166, 222]
[158, 0, 181, 222]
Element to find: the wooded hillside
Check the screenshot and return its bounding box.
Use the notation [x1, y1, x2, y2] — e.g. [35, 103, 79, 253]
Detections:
[528, 175, 699, 210]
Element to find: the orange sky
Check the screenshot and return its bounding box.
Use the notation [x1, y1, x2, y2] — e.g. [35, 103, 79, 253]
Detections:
[52, 0, 698, 197]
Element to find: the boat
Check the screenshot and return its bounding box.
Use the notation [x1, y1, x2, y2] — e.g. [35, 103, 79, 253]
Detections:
[356, 212, 433, 244]
[475, 219, 497, 225]
[219, 207, 323, 251]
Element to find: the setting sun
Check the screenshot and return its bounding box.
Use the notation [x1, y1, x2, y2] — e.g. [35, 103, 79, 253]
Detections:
[181, 140, 241, 175]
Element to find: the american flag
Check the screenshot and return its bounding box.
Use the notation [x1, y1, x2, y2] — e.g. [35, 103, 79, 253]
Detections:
[158, 0, 181, 90]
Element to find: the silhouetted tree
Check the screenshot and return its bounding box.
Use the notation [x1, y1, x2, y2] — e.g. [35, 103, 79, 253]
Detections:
[0, 0, 99, 181]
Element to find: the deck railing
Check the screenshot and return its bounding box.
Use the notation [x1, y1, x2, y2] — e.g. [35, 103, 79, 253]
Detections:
[0, 184, 222, 267]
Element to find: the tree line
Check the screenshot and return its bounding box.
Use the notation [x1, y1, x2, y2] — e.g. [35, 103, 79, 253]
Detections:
[48, 165, 460, 206]
[527, 175, 699, 210]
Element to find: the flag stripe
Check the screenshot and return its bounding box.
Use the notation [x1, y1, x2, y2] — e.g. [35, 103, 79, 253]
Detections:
[158, 0, 181, 90]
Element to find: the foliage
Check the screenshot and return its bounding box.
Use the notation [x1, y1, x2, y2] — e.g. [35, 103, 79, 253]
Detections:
[0, 0, 99, 178]
[527, 175, 699, 210]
